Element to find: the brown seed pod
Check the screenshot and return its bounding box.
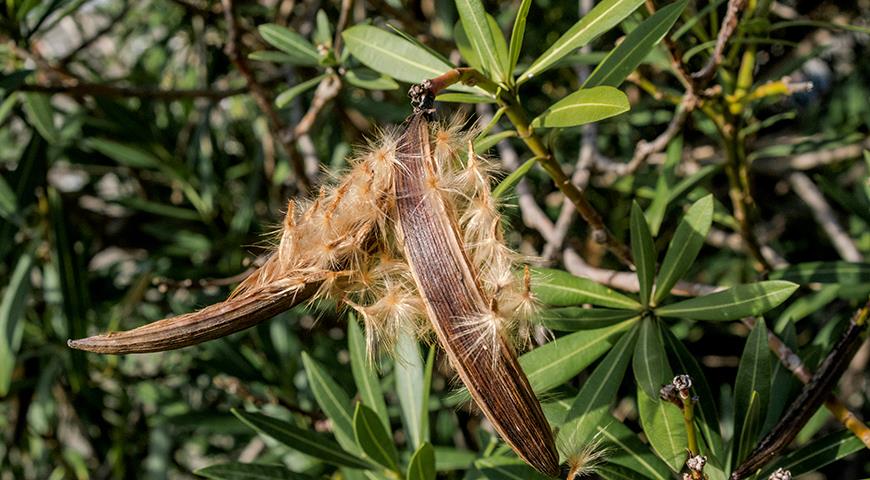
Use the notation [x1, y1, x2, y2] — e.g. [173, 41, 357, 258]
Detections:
[393, 113, 559, 477]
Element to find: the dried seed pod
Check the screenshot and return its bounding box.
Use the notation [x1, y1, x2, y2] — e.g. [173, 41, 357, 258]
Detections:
[393, 113, 559, 476]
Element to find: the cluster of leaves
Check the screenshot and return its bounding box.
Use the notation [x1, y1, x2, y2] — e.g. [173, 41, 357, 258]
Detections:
[1, 0, 869, 479]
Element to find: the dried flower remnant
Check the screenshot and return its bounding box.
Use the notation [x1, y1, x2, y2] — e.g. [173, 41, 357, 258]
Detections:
[69, 109, 557, 475]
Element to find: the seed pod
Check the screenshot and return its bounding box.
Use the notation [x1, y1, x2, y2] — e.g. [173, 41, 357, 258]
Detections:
[393, 113, 559, 476]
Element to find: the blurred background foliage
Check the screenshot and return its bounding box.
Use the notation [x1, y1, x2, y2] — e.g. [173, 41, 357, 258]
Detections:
[0, 0, 869, 479]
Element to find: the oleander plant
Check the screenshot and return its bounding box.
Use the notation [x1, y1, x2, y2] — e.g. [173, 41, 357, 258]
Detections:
[1, 0, 869, 479]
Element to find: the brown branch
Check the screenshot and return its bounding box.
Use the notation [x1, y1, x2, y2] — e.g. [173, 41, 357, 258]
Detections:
[692, 0, 748, 82]
[222, 0, 312, 191]
[788, 172, 863, 262]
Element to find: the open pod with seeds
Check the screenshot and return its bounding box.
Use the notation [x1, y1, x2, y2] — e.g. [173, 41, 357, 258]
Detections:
[69, 85, 560, 477]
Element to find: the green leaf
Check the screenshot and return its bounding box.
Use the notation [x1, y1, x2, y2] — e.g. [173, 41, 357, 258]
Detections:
[248, 50, 315, 66]
[0, 174, 17, 223]
[637, 386, 686, 472]
[195, 462, 314, 479]
[474, 456, 551, 480]
[276, 74, 327, 108]
[558, 325, 638, 449]
[420, 346, 434, 444]
[732, 319, 770, 466]
[652, 194, 714, 305]
[520, 316, 638, 393]
[473, 130, 517, 152]
[645, 135, 682, 236]
[531, 268, 641, 310]
[487, 14, 510, 82]
[492, 157, 535, 199]
[758, 430, 865, 478]
[508, 0, 533, 76]
[768, 261, 870, 285]
[597, 420, 671, 480]
[530, 86, 629, 128]
[455, 20, 484, 72]
[584, 0, 688, 88]
[231, 409, 372, 470]
[539, 307, 638, 331]
[342, 25, 462, 87]
[347, 317, 389, 431]
[314, 10, 332, 46]
[455, 0, 501, 80]
[521, 0, 645, 81]
[21, 92, 59, 143]
[395, 333, 426, 449]
[258, 24, 319, 65]
[630, 203, 656, 307]
[84, 138, 161, 169]
[435, 93, 496, 104]
[633, 317, 672, 400]
[407, 443, 436, 480]
[344, 69, 399, 91]
[655, 281, 798, 321]
[353, 403, 399, 472]
[433, 447, 476, 471]
[0, 250, 33, 396]
[301, 352, 357, 451]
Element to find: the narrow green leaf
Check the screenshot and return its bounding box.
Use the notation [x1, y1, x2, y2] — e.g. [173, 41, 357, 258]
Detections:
[473, 130, 517, 152]
[21, 92, 59, 143]
[758, 430, 865, 478]
[314, 10, 332, 46]
[645, 135, 682, 236]
[584, 0, 688, 88]
[487, 14, 510, 81]
[248, 50, 315, 66]
[520, 317, 638, 393]
[420, 346, 434, 444]
[530, 86, 629, 128]
[395, 333, 425, 449]
[732, 319, 770, 466]
[653, 194, 714, 305]
[455, 20, 484, 72]
[0, 174, 17, 223]
[633, 317, 672, 400]
[558, 325, 638, 449]
[347, 318, 389, 431]
[258, 24, 319, 64]
[84, 138, 161, 169]
[342, 25, 459, 86]
[344, 69, 399, 91]
[455, 0, 501, 79]
[637, 386, 686, 472]
[301, 352, 357, 451]
[630, 203, 655, 306]
[598, 463, 649, 480]
[276, 74, 327, 108]
[474, 456, 551, 480]
[433, 447, 476, 471]
[655, 281, 798, 321]
[597, 420, 671, 480]
[435, 93, 496, 104]
[0, 250, 33, 396]
[492, 157, 535, 199]
[531, 268, 641, 310]
[521, 0, 645, 81]
[407, 442, 436, 480]
[353, 403, 399, 472]
[768, 261, 870, 285]
[231, 409, 372, 470]
[196, 462, 314, 479]
[539, 307, 638, 331]
[508, 0, 533, 76]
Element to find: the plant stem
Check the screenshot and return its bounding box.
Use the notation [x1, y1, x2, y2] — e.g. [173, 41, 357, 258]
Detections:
[683, 397, 699, 456]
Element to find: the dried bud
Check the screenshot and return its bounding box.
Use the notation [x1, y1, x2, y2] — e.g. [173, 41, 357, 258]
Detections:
[673, 374, 693, 399]
[768, 468, 791, 480]
[660, 383, 682, 407]
[686, 454, 706, 472]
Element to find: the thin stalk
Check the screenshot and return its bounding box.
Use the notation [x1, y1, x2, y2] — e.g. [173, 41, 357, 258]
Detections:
[683, 398, 699, 456]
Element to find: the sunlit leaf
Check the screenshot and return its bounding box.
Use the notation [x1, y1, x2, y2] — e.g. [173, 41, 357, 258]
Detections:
[276, 74, 327, 108]
[732, 319, 770, 466]
[196, 462, 314, 479]
[630, 203, 656, 306]
[531, 268, 641, 310]
[653, 194, 714, 305]
[530, 86, 629, 128]
[768, 261, 870, 285]
[655, 281, 798, 321]
[637, 386, 685, 472]
[539, 307, 638, 331]
[508, 0, 533, 76]
[258, 24, 319, 65]
[395, 333, 426, 449]
[407, 442, 436, 480]
[0, 250, 33, 396]
[353, 403, 399, 472]
[633, 317, 671, 400]
[301, 352, 358, 451]
[347, 317, 389, 431]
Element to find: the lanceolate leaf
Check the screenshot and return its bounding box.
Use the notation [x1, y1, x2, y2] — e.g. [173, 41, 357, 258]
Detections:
[347, 318, 389, 431]
[353, 403, 399, 472]
[531, 268, 641, 310]
[343, 25, 455, 86]
[539, 307, 638, 331]
[655, 281, 798, 321]
[258, 24, 319, 65]
[276, 74, 327, 108]
[395, 333, 426, 449]
[521, 0, 645, 82]
[196, 462, 314, 480]
[520, 317, 638, 393]
[474, 456, 552, 480]
[758, 430, 866, 478]
[301, 352, 358, 451]
[455, 0, 501, 79]
[22, 92, 60, 144]
[530, 86, 629, 128]
[732, 319, 770, 466]
[558, 325, 638, 449]
[407, 443, 436, 480]
[597, 420, 671, 480]
[768, 261, 870, 285]
[492, 157, 535, 199]
[508, 0, 533, 76]
[630, 203, 655, 306]
[584, 0, 688, 88]
[0, 250, 33, 396]
[653, 194, 714, 305]
[637, 386, 686, 472]
[231, 409, 372, 470]
[633, 317, 672, 400]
